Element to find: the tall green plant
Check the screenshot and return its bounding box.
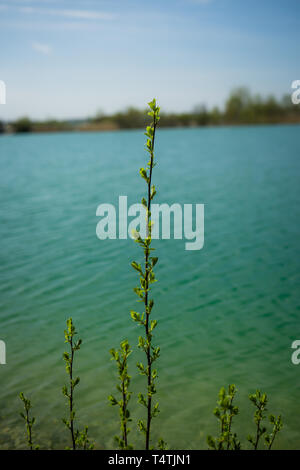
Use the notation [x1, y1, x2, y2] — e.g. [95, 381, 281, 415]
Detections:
[62, 318, 93, 450]
[130, 99, 164, 450]
[109, 340, 133, 449]
[19, 392, 39, 450]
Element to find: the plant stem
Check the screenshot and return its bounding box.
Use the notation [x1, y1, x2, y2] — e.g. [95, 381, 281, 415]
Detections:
[132, 100, 162, 450]
[254, 403, 264, 450]
[121, 379, 128, 447]
[63, 318, 82, 450]
[144, 114, 157, 451]
[19, 392, 38, 450]
[25, 406, 33, 449]
[226, 394, 234, 450]
[109, 340, 132, 450]
[69, 337, 76, 450]
[26, 409, 33, 449]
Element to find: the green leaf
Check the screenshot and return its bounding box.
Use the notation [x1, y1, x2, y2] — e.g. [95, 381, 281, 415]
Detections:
[139, 167, 149, 183]
[138, 392, 147, 407]
[133, 287, 144, 299]
[108, 395, 118, 406]
[131, 261, 143, 274]
[148, 98, 156, 111]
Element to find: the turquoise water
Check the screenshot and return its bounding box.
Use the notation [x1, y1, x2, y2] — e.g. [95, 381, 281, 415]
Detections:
[0, 125, 300, 449]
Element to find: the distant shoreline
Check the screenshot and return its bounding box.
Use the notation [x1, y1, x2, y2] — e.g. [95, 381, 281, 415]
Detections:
[1, 88, 300, 135]
[1, 120, 300, 137]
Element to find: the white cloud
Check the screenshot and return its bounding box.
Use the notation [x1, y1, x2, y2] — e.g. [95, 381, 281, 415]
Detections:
[32, 41, 52, 55]
[20, 7, 114, 20]
[58, 10, 114, 20]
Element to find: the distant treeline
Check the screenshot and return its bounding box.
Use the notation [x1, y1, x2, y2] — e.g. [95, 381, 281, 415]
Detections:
[1, 88, 300, 134]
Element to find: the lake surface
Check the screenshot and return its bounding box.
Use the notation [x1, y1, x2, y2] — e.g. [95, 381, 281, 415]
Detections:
[0, 125, 300, 449]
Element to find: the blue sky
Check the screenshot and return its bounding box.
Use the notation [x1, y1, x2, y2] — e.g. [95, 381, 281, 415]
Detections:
[0, 0, 299, 120]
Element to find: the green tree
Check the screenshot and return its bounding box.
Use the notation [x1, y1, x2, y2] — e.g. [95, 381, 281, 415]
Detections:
[12, 117, 33, 133]
[225, 87, 252, 123]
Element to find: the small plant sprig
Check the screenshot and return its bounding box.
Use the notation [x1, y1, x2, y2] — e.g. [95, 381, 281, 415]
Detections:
[247, 390, 268, 450]
[19, 392, 39, 450]
[76, 425, 94, 450]
[62, 318, 81, 449]
[62, 318, 94, 450]
[264, 414, 283, 450]
[208, 386, 283, 450]
[248, 390, 283, 450]
[109, 340, 133, 449]
[207, 384, 240, 450]
[131, 99, 163, 450]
